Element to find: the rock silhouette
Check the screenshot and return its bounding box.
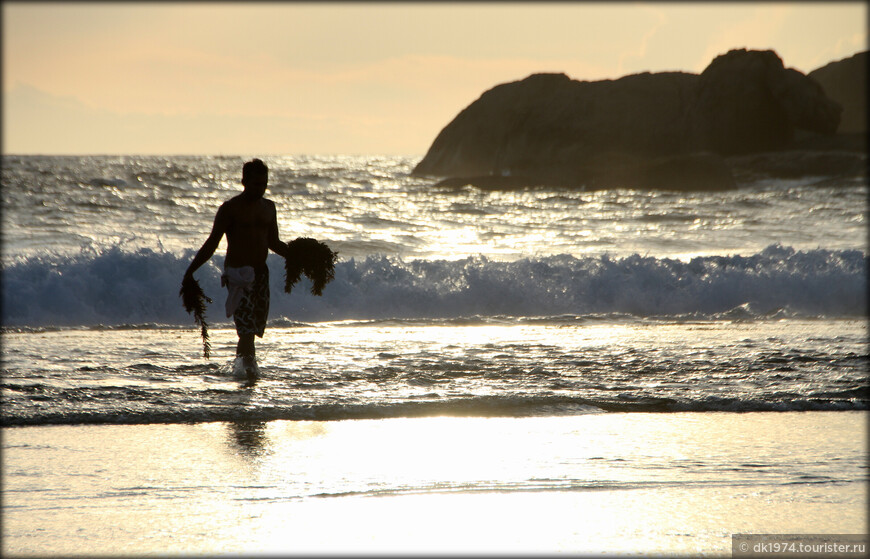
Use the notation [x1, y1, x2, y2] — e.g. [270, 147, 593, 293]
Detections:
[808, 51, 866, 134]
[414, 49, 864, 190]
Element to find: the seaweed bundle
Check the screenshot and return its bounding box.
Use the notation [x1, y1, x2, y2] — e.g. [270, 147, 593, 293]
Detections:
[284, 238, 338, 296]
[180, 276, 213, 358]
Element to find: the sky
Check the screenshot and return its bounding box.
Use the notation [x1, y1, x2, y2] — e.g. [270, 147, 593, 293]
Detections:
[2, 2, 866, 156]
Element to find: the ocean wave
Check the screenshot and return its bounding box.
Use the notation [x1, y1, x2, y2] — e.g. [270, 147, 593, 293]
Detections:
[2, 392, 866, 427]
[1, 244, 866, 327]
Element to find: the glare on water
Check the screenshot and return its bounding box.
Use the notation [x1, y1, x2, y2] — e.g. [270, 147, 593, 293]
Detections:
[1, 154, 867, 555]
[2, 155, 867, 261]
[4, 412, 864, 554]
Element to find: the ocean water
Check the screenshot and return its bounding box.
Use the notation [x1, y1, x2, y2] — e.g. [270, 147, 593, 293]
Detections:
[1, 154, 867, 424]
[1, 154, 867, 553]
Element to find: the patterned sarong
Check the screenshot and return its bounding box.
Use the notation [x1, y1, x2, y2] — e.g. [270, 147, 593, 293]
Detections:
[229, 266, 270, 337]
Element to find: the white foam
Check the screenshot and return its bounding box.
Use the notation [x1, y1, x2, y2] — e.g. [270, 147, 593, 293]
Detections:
[1, 244, 866, 328]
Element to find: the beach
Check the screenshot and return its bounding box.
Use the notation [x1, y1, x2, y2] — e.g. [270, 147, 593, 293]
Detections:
[3, 3, 869, 554]
[1, 154, 866, 556]
[3, 411, 866, 555]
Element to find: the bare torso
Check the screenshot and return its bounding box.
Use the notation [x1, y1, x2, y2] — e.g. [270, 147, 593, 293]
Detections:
[184, 182, 287, 284]
[221, 195, 277, 269]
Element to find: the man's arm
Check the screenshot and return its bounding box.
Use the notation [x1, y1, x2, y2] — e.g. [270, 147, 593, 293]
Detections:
[267, 200, 290, 258]
[184, 204, 229, 279]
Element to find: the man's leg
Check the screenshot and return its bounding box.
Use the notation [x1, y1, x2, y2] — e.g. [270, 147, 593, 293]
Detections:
[237, 333, 255, 360]
[232, 267, 268, 380]
[236, 334, 257, 382]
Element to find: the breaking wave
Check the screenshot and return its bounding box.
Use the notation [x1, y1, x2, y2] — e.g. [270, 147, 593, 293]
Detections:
[2, 244, 866, 328]
[2, 391, 866, 427]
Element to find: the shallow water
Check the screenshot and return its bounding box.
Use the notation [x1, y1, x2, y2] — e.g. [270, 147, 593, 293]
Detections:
[1, 319, 866, 426]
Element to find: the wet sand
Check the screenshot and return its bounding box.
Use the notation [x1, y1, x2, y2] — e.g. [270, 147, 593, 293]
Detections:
[3, 412, 867, 555]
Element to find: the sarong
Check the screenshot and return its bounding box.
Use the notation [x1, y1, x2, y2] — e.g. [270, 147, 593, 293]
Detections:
[222, 265, 270, 337]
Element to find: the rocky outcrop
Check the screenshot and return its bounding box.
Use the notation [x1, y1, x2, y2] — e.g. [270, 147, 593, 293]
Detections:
[689, 49, 841, 154]
[414, 71, 699, 183]
[727, 150, 867, 184]
[808, 51, 867, 134]
[414, 49, 857, 190]
[435, 152, 736, 191]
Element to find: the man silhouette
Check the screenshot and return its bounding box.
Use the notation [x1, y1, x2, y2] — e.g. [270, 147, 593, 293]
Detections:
[183, 158, 289, 378]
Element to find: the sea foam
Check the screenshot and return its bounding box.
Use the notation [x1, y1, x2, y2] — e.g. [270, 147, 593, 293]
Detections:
[1, 245, 866, 328]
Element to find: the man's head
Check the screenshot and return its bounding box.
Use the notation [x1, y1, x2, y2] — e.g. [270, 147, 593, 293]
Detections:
[241, 158, 268, 197]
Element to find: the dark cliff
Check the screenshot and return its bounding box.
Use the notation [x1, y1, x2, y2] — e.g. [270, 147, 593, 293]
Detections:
[808, 51, 866, 134]
[414, 49, 865, 190]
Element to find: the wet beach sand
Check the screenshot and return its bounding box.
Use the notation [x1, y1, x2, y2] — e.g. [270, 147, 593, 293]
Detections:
[3, 411, 866, 556]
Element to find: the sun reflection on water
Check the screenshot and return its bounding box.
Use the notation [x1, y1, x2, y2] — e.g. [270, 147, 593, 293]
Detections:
[192, 412, 868, 554]
[3, 411, 865, 555]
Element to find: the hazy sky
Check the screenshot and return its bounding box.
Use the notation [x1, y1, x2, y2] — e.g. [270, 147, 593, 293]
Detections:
[3, 2, 866, 155]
